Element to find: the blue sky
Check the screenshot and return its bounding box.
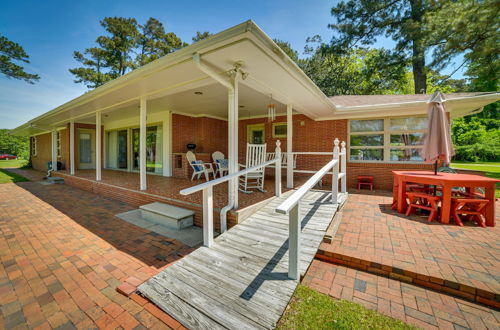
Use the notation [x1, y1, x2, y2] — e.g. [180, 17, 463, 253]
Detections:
[0, 0, 464, 129]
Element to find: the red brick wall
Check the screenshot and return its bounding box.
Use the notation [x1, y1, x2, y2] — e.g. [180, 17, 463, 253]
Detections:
[238, 115, 432, 190]
[172, 114, 228, 154]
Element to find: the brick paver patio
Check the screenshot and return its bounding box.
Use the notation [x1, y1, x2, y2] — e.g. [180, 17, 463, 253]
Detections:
[304, 259, 500, 329]
[0, 181, 193, 329]
[317, 191, 500, 307]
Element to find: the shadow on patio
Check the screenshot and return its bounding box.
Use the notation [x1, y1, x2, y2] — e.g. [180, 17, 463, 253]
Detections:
[14, 180, 191, 269]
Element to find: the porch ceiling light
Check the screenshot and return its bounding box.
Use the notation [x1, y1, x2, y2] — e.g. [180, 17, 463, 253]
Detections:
[194, 91, 203, 95]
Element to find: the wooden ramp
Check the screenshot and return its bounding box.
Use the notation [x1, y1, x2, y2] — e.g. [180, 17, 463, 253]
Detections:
[138, 190, 347, 329]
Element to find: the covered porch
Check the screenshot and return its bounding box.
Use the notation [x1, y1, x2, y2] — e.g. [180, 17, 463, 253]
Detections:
[16, 21, 336, 216]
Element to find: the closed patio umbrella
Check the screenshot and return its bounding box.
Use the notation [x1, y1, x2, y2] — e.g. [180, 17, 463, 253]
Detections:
[421, 91, 455, 175]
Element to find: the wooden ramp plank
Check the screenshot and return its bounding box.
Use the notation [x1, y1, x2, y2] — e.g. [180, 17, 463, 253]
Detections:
[139, 191, 347, 329]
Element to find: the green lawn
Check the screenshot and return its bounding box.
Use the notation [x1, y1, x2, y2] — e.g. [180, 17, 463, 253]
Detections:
[277, 285, 415, 330]
[0, 159, 29, 183]
[0, 159, 27, 169]
[451, 161, 500, 197]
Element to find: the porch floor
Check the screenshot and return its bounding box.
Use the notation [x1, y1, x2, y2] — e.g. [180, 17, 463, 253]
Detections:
[56, 169, 307, 210]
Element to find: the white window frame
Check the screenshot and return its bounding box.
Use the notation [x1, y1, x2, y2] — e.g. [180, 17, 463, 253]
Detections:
[348, 116, 427, 163]
[30, 136, 37, 157]
[56, 131, 61, 158]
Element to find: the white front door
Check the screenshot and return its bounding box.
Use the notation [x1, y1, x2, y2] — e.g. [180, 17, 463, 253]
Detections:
[77, 129, 95, 169]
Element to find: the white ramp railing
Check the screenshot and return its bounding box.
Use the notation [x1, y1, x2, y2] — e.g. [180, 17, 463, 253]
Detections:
[180, 141, 283, 247]
[275, 138, 346, 280]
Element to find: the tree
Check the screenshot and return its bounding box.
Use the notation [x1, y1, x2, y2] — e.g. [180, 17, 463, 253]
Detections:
[192, 31, 212, 43]
[424, 0, 499, 86]
[70, 17, 186, 88]
[69, 48, 113, 89]
[0, 35, 39, 83]
[281, 36, 409, 96]
[136, 18, 186, 67]
[273, 39, 299, 62]
[0, 129, 29, 159]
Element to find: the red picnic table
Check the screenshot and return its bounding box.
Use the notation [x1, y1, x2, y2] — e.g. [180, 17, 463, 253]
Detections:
[393, 170, 498, 227]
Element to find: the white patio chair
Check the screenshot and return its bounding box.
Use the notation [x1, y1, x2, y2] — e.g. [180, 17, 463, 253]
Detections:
[186, 151, 214, 181]
[212, 151, 228, 178]
[239, 143, 267, 193]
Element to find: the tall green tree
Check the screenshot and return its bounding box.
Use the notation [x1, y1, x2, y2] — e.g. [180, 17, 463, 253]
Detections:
[424, 0, 499, 86]
[136, 18, 186, 67]
[0, 35, 39, 83]
[192, 31, 212, 43]
[328, 0, 432, 94]
[273, 39, 299, 62]
[70, 17, 186, 89]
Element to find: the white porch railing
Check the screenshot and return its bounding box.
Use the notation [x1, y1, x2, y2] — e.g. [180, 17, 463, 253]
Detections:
[275, 138, 347, 280]
[180, 141, 283, 247]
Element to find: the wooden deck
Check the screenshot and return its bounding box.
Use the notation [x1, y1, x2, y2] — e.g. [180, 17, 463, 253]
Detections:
[138, 190, 347, 329]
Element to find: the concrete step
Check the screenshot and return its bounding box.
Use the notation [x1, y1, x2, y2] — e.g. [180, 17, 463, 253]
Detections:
[47, 176, 65, 184]
[139, 202, 195, 230]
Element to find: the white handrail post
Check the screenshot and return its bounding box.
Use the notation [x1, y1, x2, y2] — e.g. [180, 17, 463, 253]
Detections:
[275, 140, 282, 197]
[202, 186, 214, 247]
[341, 141, 347, 193]
[289, 203, 300, 280]
[332, 138, 340, 204]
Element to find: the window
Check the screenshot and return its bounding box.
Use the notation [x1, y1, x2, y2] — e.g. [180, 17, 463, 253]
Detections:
[272, 122, 287, 138]
[30, 137, 37, 156]
[349, 116, 427, 162]
[247, 124, 265, 144]
[56, 132, 61, 158]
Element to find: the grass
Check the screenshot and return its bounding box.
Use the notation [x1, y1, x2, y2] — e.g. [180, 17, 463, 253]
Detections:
[451, 161, 500, 197]
[0, 159, 29, 183]
[0, 159, 27, 169]
[276, 285, 415, 330]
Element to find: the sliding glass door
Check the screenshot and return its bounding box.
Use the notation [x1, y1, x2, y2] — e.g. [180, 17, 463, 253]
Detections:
[106, 130, 128, 169]
[132, 125, 163, 174]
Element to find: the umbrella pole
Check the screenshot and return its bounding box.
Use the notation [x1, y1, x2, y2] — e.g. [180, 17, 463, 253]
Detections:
[434, 160, 438, 175]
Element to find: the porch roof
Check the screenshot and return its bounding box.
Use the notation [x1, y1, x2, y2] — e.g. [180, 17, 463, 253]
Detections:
[12, 20, 336, 136]
[327, 92, 500, 120]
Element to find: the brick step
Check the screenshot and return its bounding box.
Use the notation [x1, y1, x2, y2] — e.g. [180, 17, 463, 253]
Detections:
[315, 249, 500, 310]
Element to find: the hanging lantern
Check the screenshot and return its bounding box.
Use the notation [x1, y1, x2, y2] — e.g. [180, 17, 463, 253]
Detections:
[267, 94, 276, 122]
[267, 103, 276, 122]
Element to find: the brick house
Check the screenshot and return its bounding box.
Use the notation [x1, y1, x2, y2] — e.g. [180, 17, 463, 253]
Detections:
[12, 20, 500, 226]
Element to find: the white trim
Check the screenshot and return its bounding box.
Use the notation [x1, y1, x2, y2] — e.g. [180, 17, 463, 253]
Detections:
[96, 111, 102, 181]
[163, 111, 172, 176]
[286, 104, 293, 189]
[139, 97, 147, 190]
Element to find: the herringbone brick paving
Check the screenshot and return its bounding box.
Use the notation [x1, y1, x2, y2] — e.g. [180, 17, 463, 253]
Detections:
[0, 181, 192, 329]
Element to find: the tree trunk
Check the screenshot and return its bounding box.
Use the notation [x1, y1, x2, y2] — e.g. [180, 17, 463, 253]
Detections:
[412, 40, 427, 94]
[410, 0, 427, 94]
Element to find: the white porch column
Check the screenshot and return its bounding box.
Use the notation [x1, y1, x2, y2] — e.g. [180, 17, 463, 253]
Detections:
[286, 104, 293, 188]
[96, 111, 102, 181]
[162, 111, 172, 176]
[228, 72, 239, 209]
[140, 97, 147, 190]
[51, 129, 57, 172]
[70, 120, 75, 175]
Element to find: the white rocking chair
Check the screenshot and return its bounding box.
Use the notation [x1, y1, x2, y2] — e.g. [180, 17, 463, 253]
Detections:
[239, 143, 267, 193]
[186, 151, 214, 181]
[212, 151, 228, 178]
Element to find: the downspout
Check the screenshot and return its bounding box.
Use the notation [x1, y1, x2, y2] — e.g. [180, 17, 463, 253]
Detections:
[192, 53, 236, 233]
